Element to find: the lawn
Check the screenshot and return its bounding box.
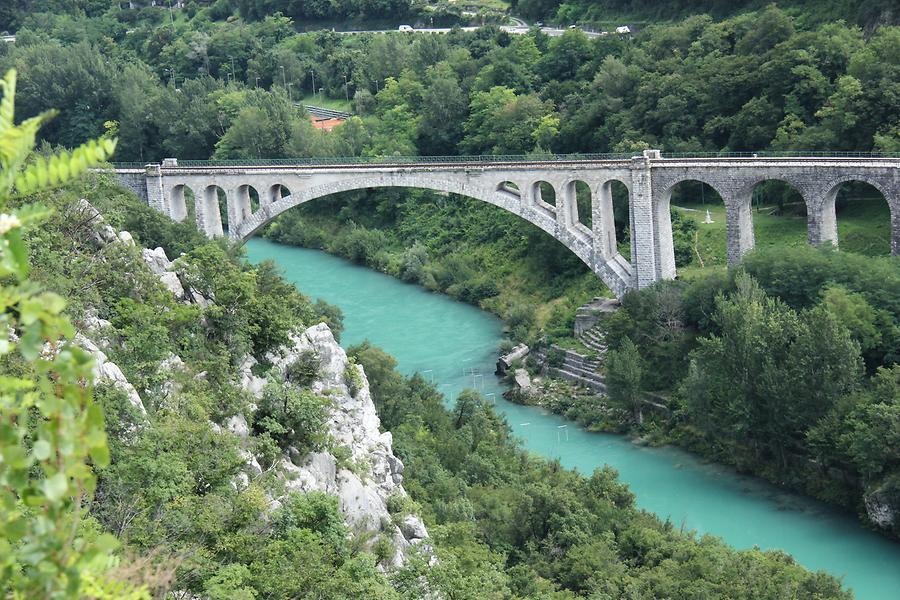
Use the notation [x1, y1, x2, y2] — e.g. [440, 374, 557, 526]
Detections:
[298, 94, 353, 112]
[673, 196, 892, 279]
[453, 0, 511, 12]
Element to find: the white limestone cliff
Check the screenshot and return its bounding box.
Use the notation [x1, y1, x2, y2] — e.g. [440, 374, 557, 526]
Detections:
[244, 323, 430, 567]
[74, 199, 429, 567]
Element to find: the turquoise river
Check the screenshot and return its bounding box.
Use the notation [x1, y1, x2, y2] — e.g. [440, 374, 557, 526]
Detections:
[246, 237, 900, 599]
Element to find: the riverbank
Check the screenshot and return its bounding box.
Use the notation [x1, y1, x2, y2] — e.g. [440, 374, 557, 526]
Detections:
[245, 237, 900, 599]
[505, 370, 870, 532]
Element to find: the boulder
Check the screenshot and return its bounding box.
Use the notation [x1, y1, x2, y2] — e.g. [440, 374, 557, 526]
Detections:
[514, 368, 533, 392]
[74, 333, 146, 415]
[238, 355, 267, 399]
[399, 514, 428, 541]
[142, 247, 185, 299]
[225, 414, 250, 438]
[865, 486, 897, 530]
[496, 343, 529, 374]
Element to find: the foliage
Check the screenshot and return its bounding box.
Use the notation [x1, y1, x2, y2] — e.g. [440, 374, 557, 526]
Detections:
[681, 272, 863, 468]
[285, 350, 320, 387]
[352, 343, 853, 598]
[0, 67, 147, 598]
[594, 258, 898, 529]
[604, 336, 644, 424]
[253, 380, 331, 457]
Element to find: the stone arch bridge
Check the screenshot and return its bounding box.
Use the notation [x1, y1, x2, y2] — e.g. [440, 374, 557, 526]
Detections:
[114, 151, 899, 298]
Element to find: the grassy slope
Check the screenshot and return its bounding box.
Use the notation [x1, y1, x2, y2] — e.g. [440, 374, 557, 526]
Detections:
[299, 94, 353, 112]
[675, 198, 892, 280]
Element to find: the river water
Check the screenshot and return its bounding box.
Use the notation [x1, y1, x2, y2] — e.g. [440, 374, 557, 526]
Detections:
[245, 237, 900, 599]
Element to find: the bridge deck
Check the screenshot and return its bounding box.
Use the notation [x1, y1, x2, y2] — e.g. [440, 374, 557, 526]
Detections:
[107, 151, 899, 172]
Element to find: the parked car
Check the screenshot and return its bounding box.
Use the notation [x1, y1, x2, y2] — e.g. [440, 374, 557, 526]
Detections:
[616, 25, 631, 34]
[398, 25, 414, 32]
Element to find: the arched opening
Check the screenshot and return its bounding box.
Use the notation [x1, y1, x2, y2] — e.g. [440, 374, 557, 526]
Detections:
[534, 180, 556, 208]
[237, 177, 631, 297]
[497, 181, 520, 197]
[666, 180, 726, 270]
[169, 184, 195, 223]
[200, 185, 226, 238]
[259, 186, 616, 318]
[569, 180, 592, 230]
[749, 180, 808, 252]
[830, 181, 892, 256]
[269, 184, 292, 204]
[596, 179, 630, 259]
[234, 185, 260, 226]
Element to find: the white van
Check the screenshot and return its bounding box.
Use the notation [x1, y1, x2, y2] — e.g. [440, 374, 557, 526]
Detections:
[398, 25, 414, 32]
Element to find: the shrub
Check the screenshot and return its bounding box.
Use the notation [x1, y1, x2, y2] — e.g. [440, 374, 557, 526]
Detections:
[399, 242, 429, 283]
[547, 347, 565, 368]
[498, 339, 516, 354]
[252, 381, 331, 454]
[344, 357, 363, 397]
[285, 350, 320, 387]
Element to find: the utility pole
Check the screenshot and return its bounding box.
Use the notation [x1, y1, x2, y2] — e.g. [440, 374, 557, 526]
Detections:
[230, 56, 236, 82]
[310, 70, 316, 100]
[343, 74, 349, 103]
[280, 65, 286, 88]
[255, 76, 260, 88]
[287, 82, 293, 103]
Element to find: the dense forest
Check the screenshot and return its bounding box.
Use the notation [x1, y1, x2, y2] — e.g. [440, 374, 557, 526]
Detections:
[1, 3, 898, 160]
[512, 0, 899, 29]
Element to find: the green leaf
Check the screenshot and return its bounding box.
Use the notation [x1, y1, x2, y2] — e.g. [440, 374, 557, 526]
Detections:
[42, 472, 69, 503]
[36, 292, 66, 315]
[5, 228, 28, 279]
[32, 439, 51, 461]
[0, 69, 15, 135]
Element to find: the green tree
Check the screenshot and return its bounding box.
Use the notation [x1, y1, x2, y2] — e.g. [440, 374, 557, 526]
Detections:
[605, 337, 644, 424]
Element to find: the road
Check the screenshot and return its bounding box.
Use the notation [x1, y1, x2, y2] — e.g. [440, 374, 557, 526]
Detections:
[336, 24, 608, 39]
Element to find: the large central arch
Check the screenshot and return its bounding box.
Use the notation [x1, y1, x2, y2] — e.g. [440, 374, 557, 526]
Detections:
[226, 172, 634, 297]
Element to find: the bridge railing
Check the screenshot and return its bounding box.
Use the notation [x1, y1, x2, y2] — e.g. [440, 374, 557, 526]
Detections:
[107, 150, 900, 169]
[658, 151, 900, 159]
[108, 153, 634, 168]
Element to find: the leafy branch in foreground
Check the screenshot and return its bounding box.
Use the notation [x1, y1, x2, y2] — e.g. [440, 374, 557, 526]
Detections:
[0, 68, 145, 599]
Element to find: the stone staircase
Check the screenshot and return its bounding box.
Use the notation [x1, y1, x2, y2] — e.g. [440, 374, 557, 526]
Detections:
[579, 324, 607, 354]
[574, 296, 619, 336]
[535, 346, 606, 393]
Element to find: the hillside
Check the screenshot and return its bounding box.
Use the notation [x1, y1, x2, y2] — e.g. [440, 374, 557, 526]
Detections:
[512, 0, 899, 29]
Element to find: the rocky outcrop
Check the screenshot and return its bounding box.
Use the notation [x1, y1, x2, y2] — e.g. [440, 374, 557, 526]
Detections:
[143, 247, 185, 299]
[865, 486, 898, 532]
[74, 332, 146, 416]
[73, 199, 428, 567]
[264, 323, 430, 568]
